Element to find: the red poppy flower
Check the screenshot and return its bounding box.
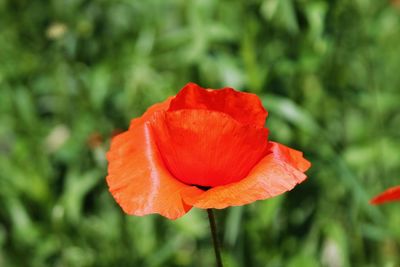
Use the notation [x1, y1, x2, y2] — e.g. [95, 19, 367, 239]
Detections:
[106, 83, 311, 219]
[370, 185, 400, 205]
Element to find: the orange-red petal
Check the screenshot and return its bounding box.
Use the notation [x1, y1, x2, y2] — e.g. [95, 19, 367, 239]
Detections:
[370, 185, 400, 205]
[128, 97, 173, 130]
[269, 141, 311, 172]
[181, 142, 311, 209]
[168, 83, 268, 127]
[149, 109, 269, 187]
[106, 98, 192, 220]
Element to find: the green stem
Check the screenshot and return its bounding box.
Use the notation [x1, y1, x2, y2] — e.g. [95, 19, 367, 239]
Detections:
[207, 209, 223, 267]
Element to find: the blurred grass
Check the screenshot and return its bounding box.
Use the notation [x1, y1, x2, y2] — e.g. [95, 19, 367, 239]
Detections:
[1, 0, 400, 266]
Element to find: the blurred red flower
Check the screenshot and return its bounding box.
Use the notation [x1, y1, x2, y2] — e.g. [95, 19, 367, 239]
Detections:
[106, 83, 311, 219]
[370, 185, 400, 205]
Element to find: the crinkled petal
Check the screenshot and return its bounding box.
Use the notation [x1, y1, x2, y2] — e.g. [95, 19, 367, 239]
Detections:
[106, 98, 192, 220]
[150, 109, 269, 187]
[370, 185, 400, 205]
[269, 141, 311, 172]
[128, 97, 173, 130]
[181, 142, 311, 209]
[168, 83, 268, 127]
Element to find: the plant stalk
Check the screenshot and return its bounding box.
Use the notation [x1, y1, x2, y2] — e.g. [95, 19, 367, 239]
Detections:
[207, 209, 223, 267]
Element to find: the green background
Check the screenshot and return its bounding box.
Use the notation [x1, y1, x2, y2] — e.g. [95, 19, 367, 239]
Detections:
[1, 0, 400, 266]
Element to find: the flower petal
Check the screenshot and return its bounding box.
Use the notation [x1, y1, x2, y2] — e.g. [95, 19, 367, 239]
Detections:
[168, 83, 268, 127]
[370, 185, 400, 205]
[150, 109, 269, 187]
[128, 97, 173, 130]
[269, 141, 311, 172]
[106, 98, 192, 220]
[181, 142, 311, 209]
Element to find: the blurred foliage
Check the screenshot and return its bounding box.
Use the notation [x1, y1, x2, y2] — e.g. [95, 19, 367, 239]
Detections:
[1, 0, 400, 266]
